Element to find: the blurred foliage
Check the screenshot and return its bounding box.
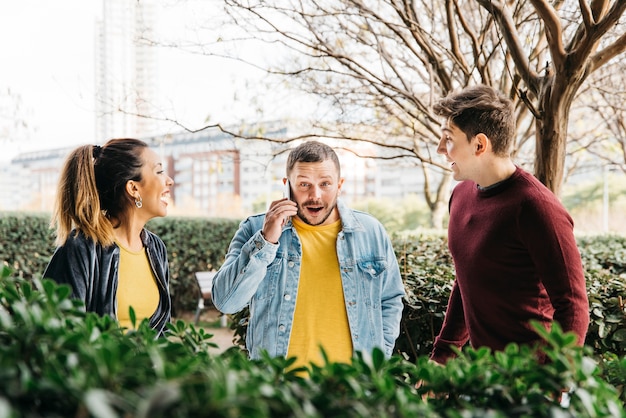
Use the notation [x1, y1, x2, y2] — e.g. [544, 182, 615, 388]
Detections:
[231, 231, 626, 364]
[146, 216, 239, 314]
[2, 212, 626, 363]
[0, 212, 239, 316]
[352, 195, 433, 233]
[561, 172, 626, 212]
[0, 271, 623, 417]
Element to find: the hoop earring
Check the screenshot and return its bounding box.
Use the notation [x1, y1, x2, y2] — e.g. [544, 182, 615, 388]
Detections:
[135, 196, 143, 208]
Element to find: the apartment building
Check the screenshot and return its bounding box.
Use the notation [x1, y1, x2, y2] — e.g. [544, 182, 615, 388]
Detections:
[0, 121, 425, 216]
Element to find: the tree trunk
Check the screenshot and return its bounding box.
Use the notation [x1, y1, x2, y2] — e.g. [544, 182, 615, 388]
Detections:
[534, 110, 568, 196]
[533, 78, 581, 197]
[431, 197, 449, 230]
[428, 171, 452, 229]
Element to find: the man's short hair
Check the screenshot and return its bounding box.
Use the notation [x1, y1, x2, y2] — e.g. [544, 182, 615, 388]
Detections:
[434, 84, 515, 156]
[286, 141, 341, 177]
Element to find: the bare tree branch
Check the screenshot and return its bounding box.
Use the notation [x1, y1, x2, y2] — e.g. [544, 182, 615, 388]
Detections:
[476, 0, 540, 92]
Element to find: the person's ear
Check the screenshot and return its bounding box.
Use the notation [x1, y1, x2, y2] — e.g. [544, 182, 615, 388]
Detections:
[126, 180, 140, 199]
[475, 134, 489, 156]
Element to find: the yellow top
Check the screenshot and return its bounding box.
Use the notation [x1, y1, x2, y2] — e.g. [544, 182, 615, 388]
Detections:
[115, 241, 159, 330]
[287, 217, 353, 369]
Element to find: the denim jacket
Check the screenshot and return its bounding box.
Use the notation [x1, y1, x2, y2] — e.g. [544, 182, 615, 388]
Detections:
[42, 229, 172, 337]
[212, 200, 405, 360]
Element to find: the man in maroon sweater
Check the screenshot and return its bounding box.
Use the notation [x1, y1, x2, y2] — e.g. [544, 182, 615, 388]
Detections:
[430, 84, 589, 364]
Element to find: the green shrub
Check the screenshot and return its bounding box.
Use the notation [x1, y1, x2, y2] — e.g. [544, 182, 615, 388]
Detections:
[578, 235, 626, 355]
[392, 233, 454, 360]
[146, 216, 240, 313]
[0, 269, 623, 417]
[0, 212, 53, 279]
[2, 213, 626, 361]
[0, 212, 239, 315]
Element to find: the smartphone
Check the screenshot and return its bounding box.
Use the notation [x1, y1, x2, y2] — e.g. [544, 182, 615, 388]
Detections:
[283, 179, 292, 201]
[283, 179, 292, 223]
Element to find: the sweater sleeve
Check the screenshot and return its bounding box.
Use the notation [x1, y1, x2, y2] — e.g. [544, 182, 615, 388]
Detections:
[519, 196, 590, 345]
[430, 280, 470, 364]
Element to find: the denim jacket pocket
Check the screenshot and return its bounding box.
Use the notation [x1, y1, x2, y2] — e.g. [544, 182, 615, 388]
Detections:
[356, 258, 387, 308]
[357, 258, 387, 278]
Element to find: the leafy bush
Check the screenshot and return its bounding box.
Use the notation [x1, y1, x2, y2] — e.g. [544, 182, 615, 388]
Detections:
[393, 233, 455, 360]
[2, 213, 626, 360]
[0, 212, 53, 279]
[146, 216, 240, 313]
[0, 268, 624, 417]
[0, 212, 239, 315]
[393, 232, 626, 361]
[578, 235, 626, 355]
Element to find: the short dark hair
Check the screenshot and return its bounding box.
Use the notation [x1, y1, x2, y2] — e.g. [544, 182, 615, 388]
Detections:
[434, 85, 515, 156]
[286, 141, 341, 177]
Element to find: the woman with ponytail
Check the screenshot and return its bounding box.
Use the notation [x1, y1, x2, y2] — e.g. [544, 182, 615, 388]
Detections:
[43, 138, 175, 336]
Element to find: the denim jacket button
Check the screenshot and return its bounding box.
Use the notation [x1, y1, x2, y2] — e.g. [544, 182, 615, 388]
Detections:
[284, 294, 291, 301]
[288, 261, 295, 268]
[279, 325, 286, 332]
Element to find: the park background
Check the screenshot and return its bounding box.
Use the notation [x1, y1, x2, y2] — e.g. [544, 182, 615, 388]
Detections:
[1, 0, 626, 236]
[0, 1, 625, 416]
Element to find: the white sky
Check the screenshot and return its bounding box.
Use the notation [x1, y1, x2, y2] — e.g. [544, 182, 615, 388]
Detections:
[0, 0, 304, 162]
[0, 1, 100, 159]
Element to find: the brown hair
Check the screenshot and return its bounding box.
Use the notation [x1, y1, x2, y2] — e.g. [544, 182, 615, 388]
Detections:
[286, 141, 341, 178]
[433, 84, 515, 156]
[51, 138, 148, 246]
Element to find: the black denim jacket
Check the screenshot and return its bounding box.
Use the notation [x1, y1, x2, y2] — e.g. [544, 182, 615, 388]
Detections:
[43, 229, 172, 337]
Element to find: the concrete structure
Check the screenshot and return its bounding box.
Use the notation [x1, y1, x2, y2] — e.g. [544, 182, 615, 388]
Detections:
[0, 121, 426, 216]
[95, 0, 158, 143]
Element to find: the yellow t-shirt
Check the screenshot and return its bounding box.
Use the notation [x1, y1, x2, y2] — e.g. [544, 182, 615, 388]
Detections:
[287, 217, 353, 369]
[115, 241, 160, 330]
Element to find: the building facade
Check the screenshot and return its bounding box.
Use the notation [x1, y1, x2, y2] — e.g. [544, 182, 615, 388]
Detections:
[1, 121, 426, 216]
[95, 0, 158, 143]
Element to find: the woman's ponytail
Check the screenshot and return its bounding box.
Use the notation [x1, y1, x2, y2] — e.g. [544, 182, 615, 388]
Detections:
[51, 145, 113, 246]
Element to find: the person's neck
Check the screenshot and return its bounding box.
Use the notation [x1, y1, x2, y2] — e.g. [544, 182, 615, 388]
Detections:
[476, 159, 517, 189]
[113, 219, 145, 251]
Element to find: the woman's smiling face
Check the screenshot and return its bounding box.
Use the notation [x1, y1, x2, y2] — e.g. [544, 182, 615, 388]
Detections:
[289, 159, 344, 226]
[135, 147, 174, 221]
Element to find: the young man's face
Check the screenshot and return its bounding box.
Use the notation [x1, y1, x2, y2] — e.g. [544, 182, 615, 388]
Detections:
[288, 159, 344, 226]
[436, 119, 478, 182]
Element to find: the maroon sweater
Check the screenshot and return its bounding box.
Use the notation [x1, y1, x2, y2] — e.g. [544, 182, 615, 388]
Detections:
[431, 167, 589, 363]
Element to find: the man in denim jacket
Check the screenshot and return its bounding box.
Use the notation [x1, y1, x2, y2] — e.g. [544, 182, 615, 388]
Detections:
[212, 141, 405, 367]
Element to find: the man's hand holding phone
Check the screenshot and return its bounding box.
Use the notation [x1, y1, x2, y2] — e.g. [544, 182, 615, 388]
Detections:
[261, 178, 297, 244]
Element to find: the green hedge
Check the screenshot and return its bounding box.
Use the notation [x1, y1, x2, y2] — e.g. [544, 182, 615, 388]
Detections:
[2, 213, 626, 361]
[145, 217, 240, 314]
[0, 271, 624, 417]
[0, 212, 54, 279]
[393, 232, 626, 361]
[0, 212, 240, 315]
